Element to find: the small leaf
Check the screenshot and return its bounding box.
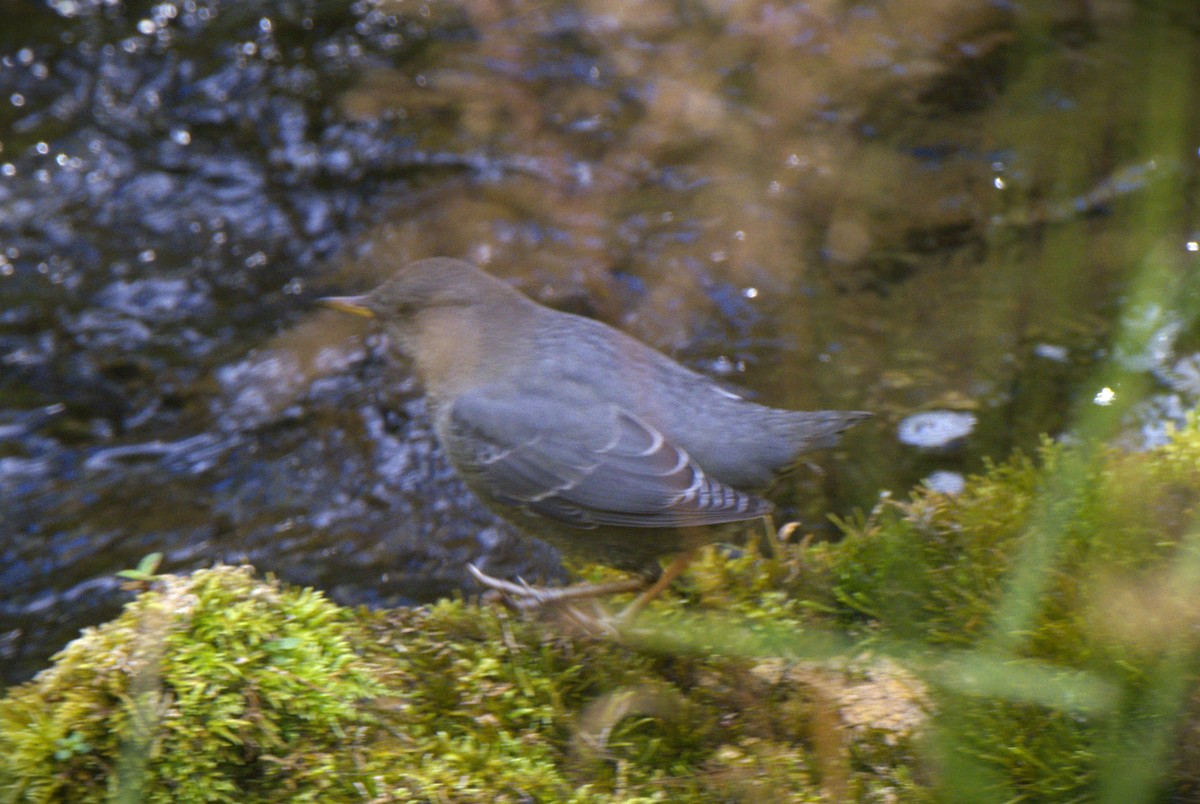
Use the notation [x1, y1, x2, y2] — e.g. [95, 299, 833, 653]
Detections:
[116, 552, 164, 580]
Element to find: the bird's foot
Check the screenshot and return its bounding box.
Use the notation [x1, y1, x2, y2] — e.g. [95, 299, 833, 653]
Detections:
[467, 564, 649, 636]
[466, 564, 650, 610]
[468, 549, 698, 633]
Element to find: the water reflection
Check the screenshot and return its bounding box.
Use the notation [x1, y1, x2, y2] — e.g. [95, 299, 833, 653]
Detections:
[1, 0, 1198, 682]
[897, 410, 977, 450]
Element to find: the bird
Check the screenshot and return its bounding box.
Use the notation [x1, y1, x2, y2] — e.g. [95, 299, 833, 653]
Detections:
[321, 257, 869, 618]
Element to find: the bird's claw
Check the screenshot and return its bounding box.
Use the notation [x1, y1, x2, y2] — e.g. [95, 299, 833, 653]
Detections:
[467, 563, 558, 608]
[466, 563, 651, 622]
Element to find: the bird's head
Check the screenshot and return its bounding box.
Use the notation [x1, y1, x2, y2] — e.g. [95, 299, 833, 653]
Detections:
[320, 257, 523, 320]
[320, 257, 533, 390]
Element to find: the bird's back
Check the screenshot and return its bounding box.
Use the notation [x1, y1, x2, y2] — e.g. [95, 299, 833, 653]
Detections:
[526, 307, 866, 491]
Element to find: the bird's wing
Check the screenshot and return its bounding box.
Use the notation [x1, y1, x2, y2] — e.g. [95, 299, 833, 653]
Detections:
[445, 387, 772, 529]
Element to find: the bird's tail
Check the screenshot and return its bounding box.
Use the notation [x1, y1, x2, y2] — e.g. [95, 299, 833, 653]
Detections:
[787, 410, 873, 451]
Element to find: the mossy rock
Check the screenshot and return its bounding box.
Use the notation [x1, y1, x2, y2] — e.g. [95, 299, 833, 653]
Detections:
[824, 420, 1200, 801]
[7, 419, 1200, 801]
[0, 566, 385, 803]
[0, 564, 918, 802]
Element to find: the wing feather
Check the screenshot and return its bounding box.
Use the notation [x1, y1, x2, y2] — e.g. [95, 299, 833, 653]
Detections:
[446, 388, 772, 528]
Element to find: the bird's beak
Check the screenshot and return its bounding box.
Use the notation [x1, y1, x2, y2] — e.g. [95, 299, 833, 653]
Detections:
[319, 295, 376, 318]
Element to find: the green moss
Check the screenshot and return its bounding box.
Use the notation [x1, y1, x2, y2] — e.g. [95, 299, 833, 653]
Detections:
[828, 450, 1043, 645]
[0, 564, 911, 803]
[0, 567, 385, 803]
[827, 418, 1200, 800]
[360, 600, 855, 801]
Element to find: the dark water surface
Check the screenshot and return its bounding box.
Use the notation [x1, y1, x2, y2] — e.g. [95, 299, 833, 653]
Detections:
[2, 0, 1198, 683]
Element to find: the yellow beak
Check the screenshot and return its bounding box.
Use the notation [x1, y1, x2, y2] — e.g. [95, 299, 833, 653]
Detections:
[319, 295, 376, 318]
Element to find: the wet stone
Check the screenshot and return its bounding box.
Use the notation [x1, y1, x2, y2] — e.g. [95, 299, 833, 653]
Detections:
[897, 411, 977, 450]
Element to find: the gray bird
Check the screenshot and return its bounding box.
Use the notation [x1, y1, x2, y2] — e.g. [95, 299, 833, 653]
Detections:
[322, 257, 868, 612]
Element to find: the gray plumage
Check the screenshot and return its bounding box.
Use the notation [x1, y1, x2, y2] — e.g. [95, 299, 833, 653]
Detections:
[324, 257, 869, 575]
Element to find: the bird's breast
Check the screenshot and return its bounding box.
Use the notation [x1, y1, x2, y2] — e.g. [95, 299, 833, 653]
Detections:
[409, 307, 491, 398]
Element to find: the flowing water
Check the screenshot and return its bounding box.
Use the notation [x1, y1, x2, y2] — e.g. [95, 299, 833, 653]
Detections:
[2, 0, 1198, 682]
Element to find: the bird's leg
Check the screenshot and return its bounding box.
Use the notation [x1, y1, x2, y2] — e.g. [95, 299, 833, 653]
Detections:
[467, 563, 651, 608]
[469, 548, 701, 628]
[757, 513, 780, 559]
[616, 548, 698, 622]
